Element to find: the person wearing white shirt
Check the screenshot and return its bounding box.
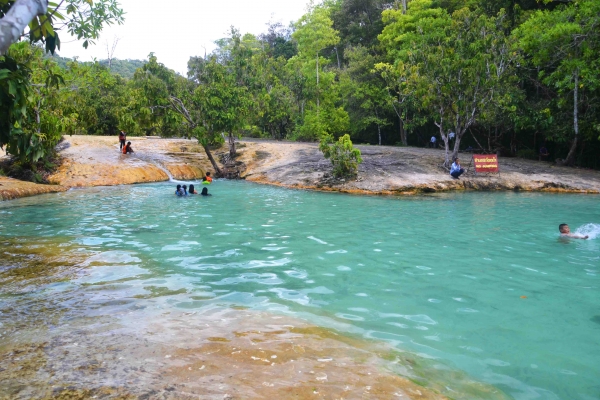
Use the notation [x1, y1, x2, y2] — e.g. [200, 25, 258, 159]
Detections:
[450, 157, 465, 179]
[430, 136, 437, 148]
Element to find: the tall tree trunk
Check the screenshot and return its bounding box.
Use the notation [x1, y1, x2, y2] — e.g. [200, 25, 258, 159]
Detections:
[377, 124, 382, 146]
[469, 128, 485, 151]
[228, 132, 236, 159]
[0, 0, 47, 55]
[316, 51, 320, 113]
[401, 0, 408, 14]
[399, 116, 407, 146]
[202, 144, 223, 177]
[435, 121, 450, 167]
[451, 131, 462, 163]
[564, 69, 579, 166]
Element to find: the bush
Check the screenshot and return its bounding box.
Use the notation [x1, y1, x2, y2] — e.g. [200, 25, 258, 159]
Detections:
[516, 149, 537, 160]
[319, 134, 362, 178]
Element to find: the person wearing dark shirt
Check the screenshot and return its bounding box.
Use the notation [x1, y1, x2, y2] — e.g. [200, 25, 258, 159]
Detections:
[539, 146, 549, 161]
[118, 131, 126, 150]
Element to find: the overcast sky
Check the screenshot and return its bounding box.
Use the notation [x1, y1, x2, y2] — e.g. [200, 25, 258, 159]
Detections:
[57, 0, 311, 74]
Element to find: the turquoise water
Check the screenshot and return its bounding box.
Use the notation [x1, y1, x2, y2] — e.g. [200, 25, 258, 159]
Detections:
[1, 181, 599, 399]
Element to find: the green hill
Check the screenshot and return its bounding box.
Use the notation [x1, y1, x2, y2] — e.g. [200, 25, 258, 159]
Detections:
[47, 55, 146, 79]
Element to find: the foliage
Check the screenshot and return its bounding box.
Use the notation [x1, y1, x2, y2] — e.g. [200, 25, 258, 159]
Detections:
[0, 42, 76, 168]
[0, 0, 124, 170]
[319, 133, 362, 178]
[379, 0, 518, 166]
[514, 0, 600, 164]
[3, 0, 600, 175]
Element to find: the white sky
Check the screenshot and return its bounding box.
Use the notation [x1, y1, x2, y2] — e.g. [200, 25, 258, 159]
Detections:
[57, 0, 311, 74]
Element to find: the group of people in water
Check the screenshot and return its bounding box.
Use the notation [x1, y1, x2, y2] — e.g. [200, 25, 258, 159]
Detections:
[175, 172, 213, 197]
[175, 184, 210, 196]
[118, 131, 213, 196]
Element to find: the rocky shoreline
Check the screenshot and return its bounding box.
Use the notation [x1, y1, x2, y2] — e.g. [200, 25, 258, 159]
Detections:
[237, 140, 600, 195]
[1, 135, 599, 201]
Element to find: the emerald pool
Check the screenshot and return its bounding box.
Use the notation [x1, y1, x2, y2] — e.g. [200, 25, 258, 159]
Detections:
[1, 181, 599, 399]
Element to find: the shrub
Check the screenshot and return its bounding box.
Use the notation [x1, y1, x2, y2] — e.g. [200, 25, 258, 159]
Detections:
[319, 134, 362, 178]
[516, 149, 536, 160]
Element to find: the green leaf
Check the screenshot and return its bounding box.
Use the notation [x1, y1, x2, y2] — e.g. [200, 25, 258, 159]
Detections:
[8, 80, 17, 96]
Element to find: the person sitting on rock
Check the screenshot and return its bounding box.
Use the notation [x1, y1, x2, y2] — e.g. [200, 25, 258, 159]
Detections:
[122, 141, 134, 154]
[539, 146, 550, 161]
[450, 157, 465, 179]
[201, 187, 211, 196]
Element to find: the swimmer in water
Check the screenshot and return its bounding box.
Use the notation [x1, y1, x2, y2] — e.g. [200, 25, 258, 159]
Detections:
[201, 187, 211, 196]
[559, 224, 588, 239]
[175, 184, 185, 196]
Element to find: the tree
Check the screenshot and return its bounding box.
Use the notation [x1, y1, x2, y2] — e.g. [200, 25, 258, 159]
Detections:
[1, 0, 123, 170]
[340, 45, 391, 145]
[0, 0, 124, 55]
[380, 0, 517, 166]
[514, 0, 600, 165]
[135, 54, 224, 175]
[0, 42, 76, 169]
[290, 3, 349, 141]
[188, 53, 251, 161]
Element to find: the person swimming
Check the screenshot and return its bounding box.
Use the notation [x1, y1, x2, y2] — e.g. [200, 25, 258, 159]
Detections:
[188, 184, 198, 194]
[201, 187, 211, 196]
[175, 184, 184, 196]
[202, 171, 213, 185]
[559, 223, 588, 239]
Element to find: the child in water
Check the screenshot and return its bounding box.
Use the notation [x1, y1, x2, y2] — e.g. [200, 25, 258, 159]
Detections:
[201, 187, 211, 196]
[202, 171, 213, 184]
[559, 224, 588, 239]
[122, 141, 134, 154]
[188, 184, 198, 194]
[175, 184, 184, 196]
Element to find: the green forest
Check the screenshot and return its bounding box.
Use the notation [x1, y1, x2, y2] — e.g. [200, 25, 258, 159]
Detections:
[1, 0, 599, 175]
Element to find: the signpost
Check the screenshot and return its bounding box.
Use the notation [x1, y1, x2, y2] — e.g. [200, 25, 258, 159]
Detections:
[471, 154, 500, 176]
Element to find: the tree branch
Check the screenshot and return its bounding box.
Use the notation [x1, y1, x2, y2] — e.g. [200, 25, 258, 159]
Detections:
[0, 0, 48, 55]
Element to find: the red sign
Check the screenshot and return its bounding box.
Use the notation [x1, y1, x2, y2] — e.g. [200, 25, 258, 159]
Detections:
[473, 154, 499, 173]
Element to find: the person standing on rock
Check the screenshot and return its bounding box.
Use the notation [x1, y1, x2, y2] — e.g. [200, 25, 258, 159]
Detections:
[119, 131, 126, 150]
[430, 136, 437, 148]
